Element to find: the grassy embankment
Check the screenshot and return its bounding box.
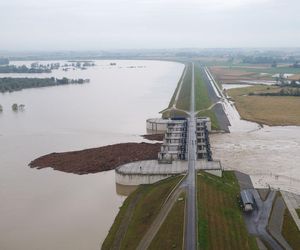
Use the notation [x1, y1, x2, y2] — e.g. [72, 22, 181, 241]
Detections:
[194, 64, 219, 130]
[162, 63, 192, 118]
[228, 85, 300, 126]
[102, 176, 182, 250]
[282, 208, 300, 249]
[148, 192, 185, 250]
[162, 63, 220, 129]
[197, 171, 258, 250]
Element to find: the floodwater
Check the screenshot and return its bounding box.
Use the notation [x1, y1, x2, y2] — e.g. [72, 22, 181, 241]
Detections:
[211, 94, 300, 194]
[222, 83, 251, 90]
[0, 60, 184, 250]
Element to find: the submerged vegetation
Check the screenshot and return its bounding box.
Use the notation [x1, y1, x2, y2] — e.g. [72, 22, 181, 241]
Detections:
[0, 77, 90, 93]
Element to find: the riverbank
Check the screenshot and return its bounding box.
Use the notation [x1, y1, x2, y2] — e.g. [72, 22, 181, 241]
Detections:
[29, 142, 161, 175]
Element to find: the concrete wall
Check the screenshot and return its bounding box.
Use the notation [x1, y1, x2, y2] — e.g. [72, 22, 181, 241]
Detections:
[115, 172, 177, 185]
[146, 119, 168, 133]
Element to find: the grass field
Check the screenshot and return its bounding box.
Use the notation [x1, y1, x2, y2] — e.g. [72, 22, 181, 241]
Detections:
[176, 63, 192, 111]
[167, 65, 187, 108]
[102, 176, 181, 250]
[282, 209, 300, 249]
[197, 171, 258, 250]
[194, 64, 220, 130]
[228, 85, 300, 126]
[148, 192, 185, 250]
[297, 209, 300, 218]
[197, 109, 219, 130]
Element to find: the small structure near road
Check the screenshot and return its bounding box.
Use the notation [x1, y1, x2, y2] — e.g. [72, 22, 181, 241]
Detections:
[240, 189, 255, 212]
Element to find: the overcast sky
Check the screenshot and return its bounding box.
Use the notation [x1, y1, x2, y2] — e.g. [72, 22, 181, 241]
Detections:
[0, 0, 299, 50]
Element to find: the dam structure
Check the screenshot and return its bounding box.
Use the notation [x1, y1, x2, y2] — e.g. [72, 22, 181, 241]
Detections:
[115, 116, 222, 185]
[116, 63, 222, 186]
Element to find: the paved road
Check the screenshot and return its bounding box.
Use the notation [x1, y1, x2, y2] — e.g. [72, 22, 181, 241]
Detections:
[185, 63, 197, 250]
[243, 190, 284, 250]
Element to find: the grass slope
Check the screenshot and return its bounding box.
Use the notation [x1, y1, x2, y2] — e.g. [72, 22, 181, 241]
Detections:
[282, 209, 300, 249]
[176, 63, 192, 111]
[102, 176, 181, 250]
[167, 65, 187, 108]
[228, 85, 300, 126]
[148, 192, 185, 250]
[197, 171, 258, 250]
[194, 64, 220, 130]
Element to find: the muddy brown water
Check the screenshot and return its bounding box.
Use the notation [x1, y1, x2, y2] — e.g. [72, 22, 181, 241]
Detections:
[0, 60, 184, 250]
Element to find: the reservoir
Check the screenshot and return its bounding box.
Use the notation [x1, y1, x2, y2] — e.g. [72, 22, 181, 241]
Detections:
[0, 60, 184, 250]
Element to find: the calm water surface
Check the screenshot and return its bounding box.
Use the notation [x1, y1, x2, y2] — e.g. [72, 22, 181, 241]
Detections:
[0, 60, 184, 250]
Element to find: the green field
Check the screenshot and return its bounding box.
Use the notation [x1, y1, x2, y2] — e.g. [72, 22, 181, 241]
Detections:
[176, 63, 192, 111]
[102, 176, 182, 250]
[197, 171, 258, 250]
[194, 64, 220, 130]
[148, 192, 186, 250]
[167, 64, 187, 109]
[282, 209, 300, 249]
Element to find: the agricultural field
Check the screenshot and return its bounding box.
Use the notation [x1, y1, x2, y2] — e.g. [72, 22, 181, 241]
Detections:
[209, 66, 273, 84]
[102, 176, 181, 250]
[282, 209, 300, 249]
[197, 171, 258, 250]
[228, 85, 300, 126]
[148, 192, 185, 250]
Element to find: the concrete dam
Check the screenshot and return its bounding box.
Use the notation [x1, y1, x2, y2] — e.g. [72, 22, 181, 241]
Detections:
[115, 117, 222, 186]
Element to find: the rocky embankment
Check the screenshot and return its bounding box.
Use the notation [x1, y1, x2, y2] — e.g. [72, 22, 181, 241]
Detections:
[29, 142, 161, 175]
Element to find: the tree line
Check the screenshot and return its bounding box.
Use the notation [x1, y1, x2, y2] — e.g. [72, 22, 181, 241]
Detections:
[0, 77, 89, 93]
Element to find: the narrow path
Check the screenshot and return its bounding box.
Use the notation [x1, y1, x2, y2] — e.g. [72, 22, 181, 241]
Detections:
[111, 191, 143, 250]
[136, 187, 185, 250]
[195, 101, 222, 115]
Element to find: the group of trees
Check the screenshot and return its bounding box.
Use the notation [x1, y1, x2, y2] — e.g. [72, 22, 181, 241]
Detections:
[0, 58, 9, 65]
[0, 77, 90, 93]
[0, 65, 52, 73]
[0, 103, 25, 112]
[250, 87, 300, 97]
[290, 62, 300, 68]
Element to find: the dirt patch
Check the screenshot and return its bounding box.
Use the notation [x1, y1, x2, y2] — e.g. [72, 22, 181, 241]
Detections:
[142, 134, 164, 141]
[29, 142, 161, 175]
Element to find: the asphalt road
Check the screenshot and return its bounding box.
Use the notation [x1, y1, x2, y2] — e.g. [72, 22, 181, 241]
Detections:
[185, 63, 197, 250]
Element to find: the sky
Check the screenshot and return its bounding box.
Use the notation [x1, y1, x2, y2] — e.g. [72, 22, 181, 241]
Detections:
[0, 0, 299, 50]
